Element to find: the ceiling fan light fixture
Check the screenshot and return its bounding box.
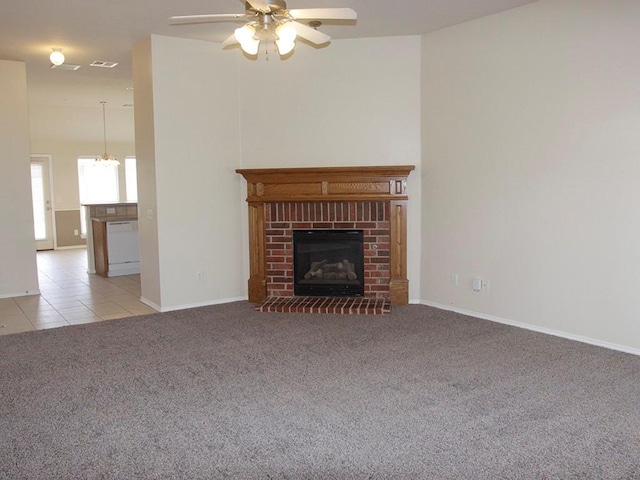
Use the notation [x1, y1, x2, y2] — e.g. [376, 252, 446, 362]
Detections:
[50, 48, 65, 66]
[170, 2, 357, 58]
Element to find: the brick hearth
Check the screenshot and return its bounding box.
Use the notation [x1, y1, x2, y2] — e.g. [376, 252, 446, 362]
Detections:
[256, 296, 391, 314]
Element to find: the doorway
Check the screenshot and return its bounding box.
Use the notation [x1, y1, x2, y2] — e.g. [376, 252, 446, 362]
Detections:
[30, 155, 54, 250]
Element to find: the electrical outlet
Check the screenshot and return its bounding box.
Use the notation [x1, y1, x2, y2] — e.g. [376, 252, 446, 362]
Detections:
[196, 271, 204, 282]
[451, 273, 459, 286]
[74, 229, 79, 236]
[473, 278, 487, 292]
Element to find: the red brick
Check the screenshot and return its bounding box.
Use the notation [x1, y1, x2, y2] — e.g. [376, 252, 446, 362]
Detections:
[270, 236, 291, 243]
[269, 223, 289, 229]
[268, 263, 290, 271]
[321, 203, 328, 221]
[333, 222, 355, 229]
[271, 277, 291, 283]
[368, 270, 390, 278]
[354, 222, 377, 229]
[369, 285, 389, 292]
[369, 257, 388, 265]
[312, 222, 333, 229]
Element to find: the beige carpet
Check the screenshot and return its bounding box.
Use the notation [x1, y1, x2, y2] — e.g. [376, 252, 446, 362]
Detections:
[1, 302, 639, 479]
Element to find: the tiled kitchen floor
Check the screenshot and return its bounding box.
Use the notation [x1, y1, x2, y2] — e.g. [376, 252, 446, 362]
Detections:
[0, 248, 156, 336]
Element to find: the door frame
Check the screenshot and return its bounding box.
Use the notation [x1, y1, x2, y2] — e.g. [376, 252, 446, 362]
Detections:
[30, 154, 56, 250]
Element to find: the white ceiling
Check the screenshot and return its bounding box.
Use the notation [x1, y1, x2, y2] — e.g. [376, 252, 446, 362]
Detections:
[0, 0, 538, 109]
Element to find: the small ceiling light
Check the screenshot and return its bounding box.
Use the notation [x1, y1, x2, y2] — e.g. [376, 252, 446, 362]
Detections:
[50, 48, 65, 66]
[96, 101, 120, 166]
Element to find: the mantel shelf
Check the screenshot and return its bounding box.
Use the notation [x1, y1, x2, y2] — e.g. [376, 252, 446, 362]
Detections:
[236, 165, 415, 203]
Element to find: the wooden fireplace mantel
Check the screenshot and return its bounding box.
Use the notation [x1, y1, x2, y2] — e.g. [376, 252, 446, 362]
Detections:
[236, 165, 415, 305]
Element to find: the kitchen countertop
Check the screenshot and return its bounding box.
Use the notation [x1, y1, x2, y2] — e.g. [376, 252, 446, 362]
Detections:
[91, 217, 138, 223]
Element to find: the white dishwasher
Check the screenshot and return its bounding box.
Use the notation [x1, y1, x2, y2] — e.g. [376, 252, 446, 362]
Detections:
[106, 221, 140, 276]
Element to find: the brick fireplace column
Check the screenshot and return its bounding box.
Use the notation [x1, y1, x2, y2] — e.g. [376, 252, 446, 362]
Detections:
[237, 166, 415, 305]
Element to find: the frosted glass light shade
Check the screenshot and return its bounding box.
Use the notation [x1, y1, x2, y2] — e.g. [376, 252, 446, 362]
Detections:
[234, 24, 255, 44]
[235, 25, 259, 55]
[276, 39, 295, 55]
[276, 23, 297, 43]
[241, 38, 260, 55]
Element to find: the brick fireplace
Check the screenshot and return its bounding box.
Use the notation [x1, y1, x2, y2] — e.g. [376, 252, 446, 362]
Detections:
[266, 201, 389, 298]
[236, 166, 415, 305]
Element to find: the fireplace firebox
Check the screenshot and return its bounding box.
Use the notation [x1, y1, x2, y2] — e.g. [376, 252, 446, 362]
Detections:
[293, 230, 364, 297]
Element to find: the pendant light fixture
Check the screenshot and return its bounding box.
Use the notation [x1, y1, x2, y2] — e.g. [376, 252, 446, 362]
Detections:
[96, 101, 120, 166]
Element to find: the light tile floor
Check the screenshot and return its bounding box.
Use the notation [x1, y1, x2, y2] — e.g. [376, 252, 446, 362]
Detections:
[0, 248, 156, 336]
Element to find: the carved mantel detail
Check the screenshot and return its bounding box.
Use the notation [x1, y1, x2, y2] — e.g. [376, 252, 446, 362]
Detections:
[236, 165, 415, 305]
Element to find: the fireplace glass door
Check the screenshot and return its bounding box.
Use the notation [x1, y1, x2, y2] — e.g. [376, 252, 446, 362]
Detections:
[293, 230, 364, 297]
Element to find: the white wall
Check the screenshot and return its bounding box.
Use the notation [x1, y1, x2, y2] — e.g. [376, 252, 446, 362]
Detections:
[132, 37, 161, 306]
[421, 0, 640, 351]
[0, 60, 39, 298]
[238, 36, 423, 301]
[133, 35, 244, 310]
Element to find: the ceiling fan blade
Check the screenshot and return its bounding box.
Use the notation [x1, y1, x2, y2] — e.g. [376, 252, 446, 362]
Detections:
[222, 33, 239, 47]
[246, 0, 272, 13]
[290, 21, 331, 45]
[288, 8, 357, 20]
[169, 13, 247, 24]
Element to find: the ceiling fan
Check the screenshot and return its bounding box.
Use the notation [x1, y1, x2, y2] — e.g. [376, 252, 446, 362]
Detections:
[169, 0, 357, 57]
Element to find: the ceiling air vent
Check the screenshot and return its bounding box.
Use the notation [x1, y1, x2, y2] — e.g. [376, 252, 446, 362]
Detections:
[51, 64, 81, 71]
[90, 61, 118, 68]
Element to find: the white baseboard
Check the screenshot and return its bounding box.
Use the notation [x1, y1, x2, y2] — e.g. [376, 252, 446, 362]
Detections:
[139, 296, 248, 313]
[420, 301, 640, 357]
[0, 290, 41, 300]
[54, 245, 86, 250]
[139, 297, 161, 312]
